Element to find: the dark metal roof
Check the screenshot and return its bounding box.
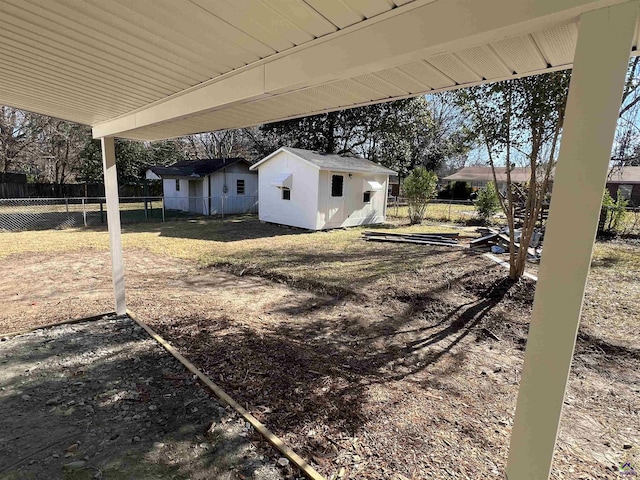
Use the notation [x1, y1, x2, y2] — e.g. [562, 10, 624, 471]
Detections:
[148, 158, 250, 178]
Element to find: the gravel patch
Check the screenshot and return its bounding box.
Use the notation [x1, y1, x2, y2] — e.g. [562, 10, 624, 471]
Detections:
[0, 315, 291, 480]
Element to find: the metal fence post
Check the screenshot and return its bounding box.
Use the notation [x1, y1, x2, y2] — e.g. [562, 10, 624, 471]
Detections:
[221, 197, 225, 219]
[162, 197, 165, 222]
[448, 200, 452, 221]
[82, 198, 87, 227]
[65, 197, 69, 221]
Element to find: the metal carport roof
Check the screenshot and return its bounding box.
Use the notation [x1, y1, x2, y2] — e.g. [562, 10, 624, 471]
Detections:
[1, 2, 638, 480]
[0, 0, 637, 140]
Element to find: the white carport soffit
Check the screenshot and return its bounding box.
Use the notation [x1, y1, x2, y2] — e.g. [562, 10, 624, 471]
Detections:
[89, 0, 640, 141]
[1, 0, 638, 142]
[271, 173, 293, 189]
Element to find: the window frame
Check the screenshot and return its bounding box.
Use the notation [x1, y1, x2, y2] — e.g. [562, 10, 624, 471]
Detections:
[331, 174, 344, 197]
[282, 187, 291, 200]
[363, 191, 371, 203]
[175, 179, 180, 192]
[237, 179, 245, 195]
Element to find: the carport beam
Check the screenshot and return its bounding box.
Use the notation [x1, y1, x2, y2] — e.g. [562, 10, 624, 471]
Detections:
[101, 136, 126, 315]
[506, 3, 639, 479]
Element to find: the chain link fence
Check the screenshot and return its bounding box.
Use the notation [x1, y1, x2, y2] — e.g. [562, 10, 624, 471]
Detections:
[387, 197, 480, 223]
[0, 196, 259, 231]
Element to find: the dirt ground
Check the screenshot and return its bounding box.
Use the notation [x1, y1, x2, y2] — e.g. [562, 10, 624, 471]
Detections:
[0, 247, 638, 479]
[0, 315, 290, 480]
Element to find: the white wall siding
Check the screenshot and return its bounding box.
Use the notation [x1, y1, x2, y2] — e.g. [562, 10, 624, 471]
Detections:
[207, 164, 258, 215]
[257, 151, 319, 229]
[163, 178, 190, 211]
[319, 172, 388, 229]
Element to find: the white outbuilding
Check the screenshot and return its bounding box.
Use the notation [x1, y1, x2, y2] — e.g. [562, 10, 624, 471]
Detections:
[250, 147, 396, 230]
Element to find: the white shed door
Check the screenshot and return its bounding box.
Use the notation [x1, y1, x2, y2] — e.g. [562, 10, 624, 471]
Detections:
[328, 173, 345, 225]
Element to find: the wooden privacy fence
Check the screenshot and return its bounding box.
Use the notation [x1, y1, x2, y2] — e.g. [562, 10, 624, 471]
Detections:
[0, 182, 161, 199]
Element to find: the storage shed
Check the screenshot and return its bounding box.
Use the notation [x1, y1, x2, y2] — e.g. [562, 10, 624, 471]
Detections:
[250, 147, 395, 230]
[145, 158, 257, 215]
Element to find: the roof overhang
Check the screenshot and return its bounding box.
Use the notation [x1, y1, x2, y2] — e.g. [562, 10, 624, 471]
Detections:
[270, 173, 293, 189]
[1, 0, 639, 142]
[364, 180, 385, 191]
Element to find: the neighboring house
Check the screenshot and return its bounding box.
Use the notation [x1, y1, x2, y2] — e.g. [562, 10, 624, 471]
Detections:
[145, 158, 258, 215]
[606, 166, 640, 205]
[444, 165, 640, 205]
[250, 147, 396, 230]
[442, 166, 540, 195]
[388, 175, 400, 197]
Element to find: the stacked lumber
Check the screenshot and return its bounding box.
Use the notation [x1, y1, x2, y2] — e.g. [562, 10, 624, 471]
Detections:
[470, 228, 539, 260]
[362, 231, 463, 247]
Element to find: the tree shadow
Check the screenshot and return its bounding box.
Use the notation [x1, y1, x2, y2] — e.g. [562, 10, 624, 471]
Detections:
[148, 274, 521, 466]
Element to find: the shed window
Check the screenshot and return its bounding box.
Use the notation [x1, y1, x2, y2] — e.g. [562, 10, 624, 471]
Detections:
[331, 175, 344, 197]
[363, 191, 371, 203]
[282, 187, 291, 200]
[175, 179, 180, 191]
[237, 179, 245, 195]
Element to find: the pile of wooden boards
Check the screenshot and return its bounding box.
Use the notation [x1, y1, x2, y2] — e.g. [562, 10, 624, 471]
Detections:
[470, 227, 539, 260]
[362, 230, 463, 247]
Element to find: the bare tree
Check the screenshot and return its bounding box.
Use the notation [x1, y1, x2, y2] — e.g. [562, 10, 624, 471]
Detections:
[0, 107, 44, 178]
[36, 120, 90, 191]
[184, 130, 247, 159]
[460, 71, 570, 280]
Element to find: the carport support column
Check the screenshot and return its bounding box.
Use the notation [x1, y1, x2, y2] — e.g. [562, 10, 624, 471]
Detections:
[506, 3, 638, 480]
[101, 136, 126, 315]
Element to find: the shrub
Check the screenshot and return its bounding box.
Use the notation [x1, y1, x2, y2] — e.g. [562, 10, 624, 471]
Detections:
[403, 168, 438, 224]
[601, 189, 628, 234]
[476, 181, 501, 222]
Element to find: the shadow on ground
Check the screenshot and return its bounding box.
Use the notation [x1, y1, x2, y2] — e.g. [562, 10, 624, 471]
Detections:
[0, 317, 284, 480]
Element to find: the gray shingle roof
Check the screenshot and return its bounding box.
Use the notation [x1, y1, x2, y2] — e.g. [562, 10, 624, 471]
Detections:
[443, 165, 640, 184]
[282, 147, 396, 175]
[148, 158, 249, 178]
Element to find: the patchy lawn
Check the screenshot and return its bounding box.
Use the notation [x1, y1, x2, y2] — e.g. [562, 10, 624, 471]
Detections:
[1, 216, 638, 479]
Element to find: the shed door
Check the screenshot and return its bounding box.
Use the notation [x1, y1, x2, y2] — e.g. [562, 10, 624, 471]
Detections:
[188, 180, 198, 213]
[327, 173, 345, 225]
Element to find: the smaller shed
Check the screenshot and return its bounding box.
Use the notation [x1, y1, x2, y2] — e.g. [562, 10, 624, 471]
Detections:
[146, 158, 257, 215]
[250, 147, 396, 230]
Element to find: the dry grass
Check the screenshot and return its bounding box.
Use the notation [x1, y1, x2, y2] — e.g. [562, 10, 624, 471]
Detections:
[387, 202, 478, 224]
[1, 215, 638, 479]
[1, 216, 468, 295]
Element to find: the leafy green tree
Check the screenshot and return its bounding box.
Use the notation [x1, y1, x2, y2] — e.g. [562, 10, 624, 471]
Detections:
[402, 167, 438, 224]
[147, 140, 186, 165]
[476, 182, 501, 222]
[255, 96, 473, 177]
[76, 138, 150, 185]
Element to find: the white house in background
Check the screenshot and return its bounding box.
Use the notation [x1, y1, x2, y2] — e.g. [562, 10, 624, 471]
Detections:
[145, 158, 258, 215]
[250, 147, 396, 230]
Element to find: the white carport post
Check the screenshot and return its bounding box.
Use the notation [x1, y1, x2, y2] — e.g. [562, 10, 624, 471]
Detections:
[100, 136, 126, 316]
[506, 3, 639, 480]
